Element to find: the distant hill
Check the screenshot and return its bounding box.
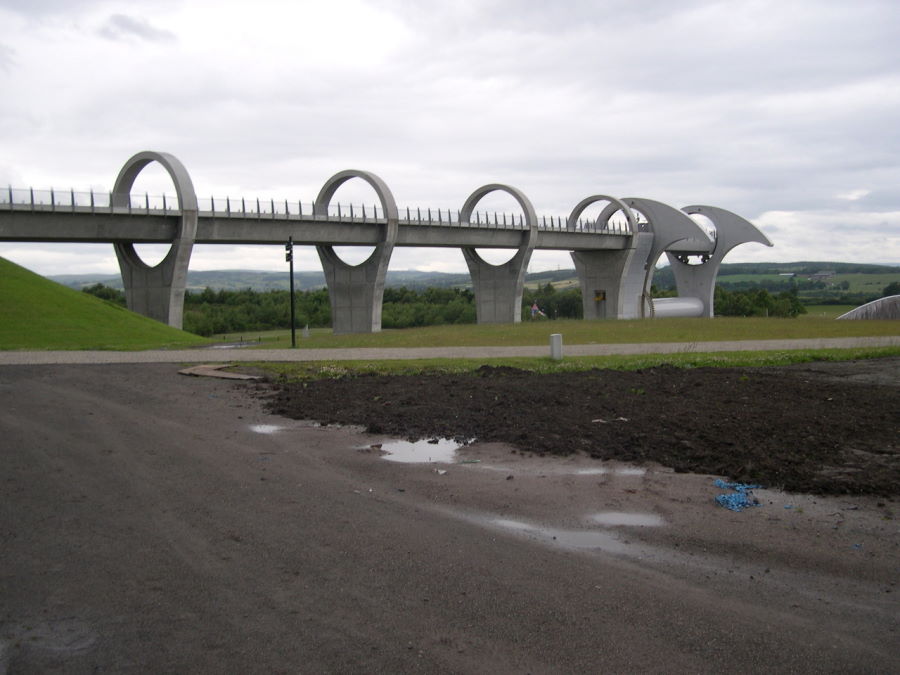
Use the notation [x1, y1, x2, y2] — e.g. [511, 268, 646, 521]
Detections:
[50, 269, 474, 292]
[714, 261, 899, 276]
[1, 257, 208, 350]
[49, 270, 323, 292]
[48, 261, 898, 294]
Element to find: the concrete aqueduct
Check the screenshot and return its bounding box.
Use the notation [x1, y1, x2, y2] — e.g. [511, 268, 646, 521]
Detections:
[0, 151, 772, 333]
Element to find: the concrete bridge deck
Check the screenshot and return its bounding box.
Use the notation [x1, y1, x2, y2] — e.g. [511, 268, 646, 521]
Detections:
[0, 201, 639, 251]
[0, 150, 771, 332]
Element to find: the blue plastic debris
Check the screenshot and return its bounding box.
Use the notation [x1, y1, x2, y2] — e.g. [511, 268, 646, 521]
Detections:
[715, 492, 760, 512]
[714, 479, 762, 492]
[714, 479, 763, 512]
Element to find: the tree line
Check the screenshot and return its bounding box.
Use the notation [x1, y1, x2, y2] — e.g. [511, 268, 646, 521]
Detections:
[83, 278, 900, 335]
[712, 287, 807, 318]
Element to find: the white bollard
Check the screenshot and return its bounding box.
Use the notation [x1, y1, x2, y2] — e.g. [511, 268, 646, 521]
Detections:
[550, 333, 563, 361]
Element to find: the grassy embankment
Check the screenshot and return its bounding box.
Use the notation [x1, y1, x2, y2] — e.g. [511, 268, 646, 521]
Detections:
[0, 257, 210, 350]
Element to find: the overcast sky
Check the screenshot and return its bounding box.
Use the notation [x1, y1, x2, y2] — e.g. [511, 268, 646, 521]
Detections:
[1, 0, 898, 276]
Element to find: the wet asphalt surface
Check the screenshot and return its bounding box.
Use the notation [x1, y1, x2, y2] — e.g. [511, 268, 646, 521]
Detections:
[1, 361, 897, 672]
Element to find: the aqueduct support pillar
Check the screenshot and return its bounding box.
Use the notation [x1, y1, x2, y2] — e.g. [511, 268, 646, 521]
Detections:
[315, 170, 398, 334]
[459, 185, 538, 324]
[566, 195, 653, 319]
[665, 205, 773, 317]
[572, 233, 654, 319]
[112, 151, 198, 329]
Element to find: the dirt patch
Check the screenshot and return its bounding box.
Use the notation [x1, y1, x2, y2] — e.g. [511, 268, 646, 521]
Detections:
[266, 358, 900, 497]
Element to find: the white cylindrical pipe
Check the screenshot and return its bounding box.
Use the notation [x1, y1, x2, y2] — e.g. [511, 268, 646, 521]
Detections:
[650, 297, 704, 318]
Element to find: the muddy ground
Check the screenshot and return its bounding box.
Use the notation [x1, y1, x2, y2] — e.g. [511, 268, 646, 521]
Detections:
[267, 357, 900, 497]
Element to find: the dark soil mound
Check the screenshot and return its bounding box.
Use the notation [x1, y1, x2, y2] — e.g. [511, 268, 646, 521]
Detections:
[265, 358, 900, 497]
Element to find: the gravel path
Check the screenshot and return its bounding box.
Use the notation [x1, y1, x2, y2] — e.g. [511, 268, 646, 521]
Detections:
[0, 335, 897, 365]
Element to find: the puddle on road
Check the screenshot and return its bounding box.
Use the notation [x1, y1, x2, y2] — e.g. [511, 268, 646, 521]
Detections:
[490, 518, 631, 554]
[249, 424, 283, 434]
[590, 512, 664, 527]
[378, 438, 461, 464]
[478, 465, 647, 477]
[570, 467, 646, 476]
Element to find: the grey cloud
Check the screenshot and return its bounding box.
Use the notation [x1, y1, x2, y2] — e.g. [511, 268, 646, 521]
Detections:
[0, 0, 96, 15]
[838, 187, 900, 212]
[0, 0, 186, 20]
[385, 0, 900, 98]
[373, 0, 712, 33]
[0, 43, 14, 72]
[97, 14, 176, 43]
[3, 0, 897, 271]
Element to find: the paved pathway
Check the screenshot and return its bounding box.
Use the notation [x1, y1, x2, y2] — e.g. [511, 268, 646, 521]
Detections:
[0, 336, 897, 365]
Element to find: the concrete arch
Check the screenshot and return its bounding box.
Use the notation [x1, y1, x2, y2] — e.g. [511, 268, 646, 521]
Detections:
[621, 197, 709, 317]
[112, 151, 198, 328]
[459, 184, 538, 324]
[837, 295, 900, 320]
[624, 198, 708, 271]
[662, 205, 773, 317]
[459, 183, 538, 262]
[314, 170, 399, 334]
[680, 205, 772, 258]
[566, 194, 637, 232]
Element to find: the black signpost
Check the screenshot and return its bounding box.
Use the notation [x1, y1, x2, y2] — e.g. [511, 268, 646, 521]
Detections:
[285, 237, 296, 348]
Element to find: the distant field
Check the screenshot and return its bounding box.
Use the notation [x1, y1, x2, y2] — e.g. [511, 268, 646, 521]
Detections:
[715, 273, 789, 284]
[801, 305, 855, 319]
[834, 273, 900, 293]
[215, 315, 900, 351]
[717, 271, 900, 294]
[523, 278, 580, 290]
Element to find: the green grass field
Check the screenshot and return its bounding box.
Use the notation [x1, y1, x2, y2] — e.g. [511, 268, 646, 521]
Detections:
[214, 313, 900, 378]
[0, 257, 211, 350]
[255, 346, 900, 381]
[3, 252, 896, 363]
[217, 314, 899, 351]
[833, 273, 900, 293]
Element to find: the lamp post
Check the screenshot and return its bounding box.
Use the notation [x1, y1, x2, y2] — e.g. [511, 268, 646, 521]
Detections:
[285, 237, 296, 348]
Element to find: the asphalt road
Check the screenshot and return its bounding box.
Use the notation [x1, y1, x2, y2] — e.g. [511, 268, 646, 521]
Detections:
[0, 335, 897, 365]
[1, 362, 897, 673]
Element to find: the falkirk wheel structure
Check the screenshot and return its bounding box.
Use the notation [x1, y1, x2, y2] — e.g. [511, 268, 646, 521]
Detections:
[1, 151, 773, 333]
